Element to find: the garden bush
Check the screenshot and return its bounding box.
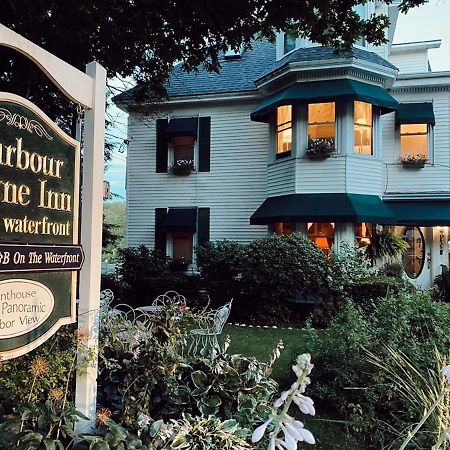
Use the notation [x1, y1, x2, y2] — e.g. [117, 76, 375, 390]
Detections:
[304, 292, 450, 448]
[196, 240, 245, 307]
[348, 275, 414, 309]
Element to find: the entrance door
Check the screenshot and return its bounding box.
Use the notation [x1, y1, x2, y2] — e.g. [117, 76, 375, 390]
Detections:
[402, 226, 432, 289]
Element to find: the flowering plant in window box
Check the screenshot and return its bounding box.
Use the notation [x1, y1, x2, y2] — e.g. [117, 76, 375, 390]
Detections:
[401, 154, 428, 168]
[169, 159, 195, 175]
[306, 138, 335, 160]
[169, 257, 190, 271]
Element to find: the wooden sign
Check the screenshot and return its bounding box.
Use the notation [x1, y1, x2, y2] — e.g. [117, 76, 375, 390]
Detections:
[0, 93, 81, 359]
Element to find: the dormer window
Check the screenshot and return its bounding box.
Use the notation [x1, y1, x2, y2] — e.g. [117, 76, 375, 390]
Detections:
[275, 105, 292, 158]
[308, 103, 335, 149]
[354, 101, 373, 155]
[283, 31, 297, 54]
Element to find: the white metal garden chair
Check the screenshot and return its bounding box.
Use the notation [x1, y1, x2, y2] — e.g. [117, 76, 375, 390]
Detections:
[189, 299, 233, 354]
[136, 290, 187, 316]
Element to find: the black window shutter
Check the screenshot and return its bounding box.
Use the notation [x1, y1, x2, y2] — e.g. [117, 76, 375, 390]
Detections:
[156, 119, 168, 173]
[154, 208, 167, 252]
[197, 208, 210, 246]
[198, 117, 211, 172]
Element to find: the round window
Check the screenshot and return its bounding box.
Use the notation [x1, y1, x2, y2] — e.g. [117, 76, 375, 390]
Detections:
[402, 227, 425, 279]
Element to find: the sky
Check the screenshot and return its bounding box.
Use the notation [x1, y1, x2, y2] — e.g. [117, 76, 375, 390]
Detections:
[104, 0, 450, 201]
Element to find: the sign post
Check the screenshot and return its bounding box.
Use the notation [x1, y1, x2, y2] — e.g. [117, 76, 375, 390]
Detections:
[0, 24, 105, 431]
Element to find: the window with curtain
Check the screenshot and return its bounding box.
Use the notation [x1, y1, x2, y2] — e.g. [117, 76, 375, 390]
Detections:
[276, 105, 292, 158]
[172, 232, 193, 264]
[400, 124, 428, 160]
[308, 102, 335, 148]
[354, 101, 373, 155]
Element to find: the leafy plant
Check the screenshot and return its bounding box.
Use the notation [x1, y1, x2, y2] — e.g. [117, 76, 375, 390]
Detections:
[147, 414, 252, 449]
[364, 229, 409, 265]
[306, 138, 336, 159]
[0, 400, 87, 449]
[401, 153, 428, 165]
[169, 159, 195, 175]
[305, 292, 450, 448]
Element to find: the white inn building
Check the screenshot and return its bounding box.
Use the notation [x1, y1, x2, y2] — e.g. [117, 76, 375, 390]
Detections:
[115, 2, 450, 289]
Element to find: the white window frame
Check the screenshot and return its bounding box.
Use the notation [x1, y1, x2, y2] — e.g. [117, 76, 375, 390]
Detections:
[397, 123, 434, 164]
[166, 231, 196, 268]
[353, 101, 375, 157]
[168, 135, 198, 172]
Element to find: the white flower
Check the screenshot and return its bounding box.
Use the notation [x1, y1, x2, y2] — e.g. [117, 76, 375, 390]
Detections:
[442, 364, 450, 382]
[292, 393, 315, 416]
[252, 417, 274, 443]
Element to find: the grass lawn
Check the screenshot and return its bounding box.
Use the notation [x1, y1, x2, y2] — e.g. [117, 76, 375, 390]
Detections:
[221, 324, 361, 450]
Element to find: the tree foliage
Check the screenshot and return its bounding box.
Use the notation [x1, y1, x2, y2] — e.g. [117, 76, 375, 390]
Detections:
[1, 0, 426, 123]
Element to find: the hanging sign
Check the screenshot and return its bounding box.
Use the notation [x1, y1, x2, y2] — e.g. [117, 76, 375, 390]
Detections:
[0, 93, 81, 359]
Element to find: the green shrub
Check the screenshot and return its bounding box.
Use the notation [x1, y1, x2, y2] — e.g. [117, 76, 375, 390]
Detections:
[349, 275, 414, 309]
[241, 233, 329, 300]
[196, 240, 245, 307]
[305, 292, 450, 448]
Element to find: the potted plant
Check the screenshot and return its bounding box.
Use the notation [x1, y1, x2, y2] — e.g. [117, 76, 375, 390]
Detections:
[400, 153, 428, 168]
[169, 159, 195, 175]
[306, 138, 335, 160]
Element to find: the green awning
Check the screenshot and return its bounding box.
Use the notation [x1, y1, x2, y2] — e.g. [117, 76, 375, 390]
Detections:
[162, 208, 197, 232]
[165, 118, 198, 140]
[395, 102, 435, 126]
[386, 200, 450, 226]
[250, 193, 396, 224]
[250, 79, 399, 123]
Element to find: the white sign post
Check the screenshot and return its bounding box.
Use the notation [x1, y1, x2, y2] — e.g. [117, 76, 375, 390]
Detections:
[0, 24, 106, 431]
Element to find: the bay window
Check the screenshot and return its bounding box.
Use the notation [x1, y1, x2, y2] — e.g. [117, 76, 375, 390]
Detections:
[354, 101, 373, 155]
[275, 105, 292, 158]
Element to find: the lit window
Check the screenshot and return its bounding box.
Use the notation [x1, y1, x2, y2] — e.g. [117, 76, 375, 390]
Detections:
[308, 102, 335, 149]
[307, 223, 335, 255]
[284, 31, 296, 54]
[172, 231, 193, 264]
[276, 105, 292, 158]
[355, 223, 373, 247]
[402, 227, 425, 279]
[272, 222, 292, 236]
[400, 124, 428, 160]
[354, 101, 373, 155]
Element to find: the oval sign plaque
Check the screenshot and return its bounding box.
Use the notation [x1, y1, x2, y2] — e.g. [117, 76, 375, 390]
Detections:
[0, 279, 54, 339]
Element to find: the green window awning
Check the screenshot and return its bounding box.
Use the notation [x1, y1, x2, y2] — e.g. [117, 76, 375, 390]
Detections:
[386, 200, 450, 226]
[165, 118, 198, 140]
[250, 79, 399, 123]
[250, 193, 396, 225]
[162, 208, 197, 232]
[395, 102, 435, 126]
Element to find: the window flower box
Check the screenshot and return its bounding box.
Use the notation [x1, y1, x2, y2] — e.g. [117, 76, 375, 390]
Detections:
[306, 138, 335, 160]
[169, 159, 195, 175]
[169, 258, 189, 271]
[401, 154, 427, 169]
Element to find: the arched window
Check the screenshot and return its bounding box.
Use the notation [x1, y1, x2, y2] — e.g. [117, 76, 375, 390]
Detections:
[402, 227, 425, 279]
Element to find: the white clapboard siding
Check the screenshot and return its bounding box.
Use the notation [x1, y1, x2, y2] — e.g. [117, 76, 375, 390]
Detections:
[126, 103, 269, 247]
[346, 156, 384, 195]
[389, 51, 428, 74]
[267, 158, 296, 196]
[296, 157, 346, 193]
